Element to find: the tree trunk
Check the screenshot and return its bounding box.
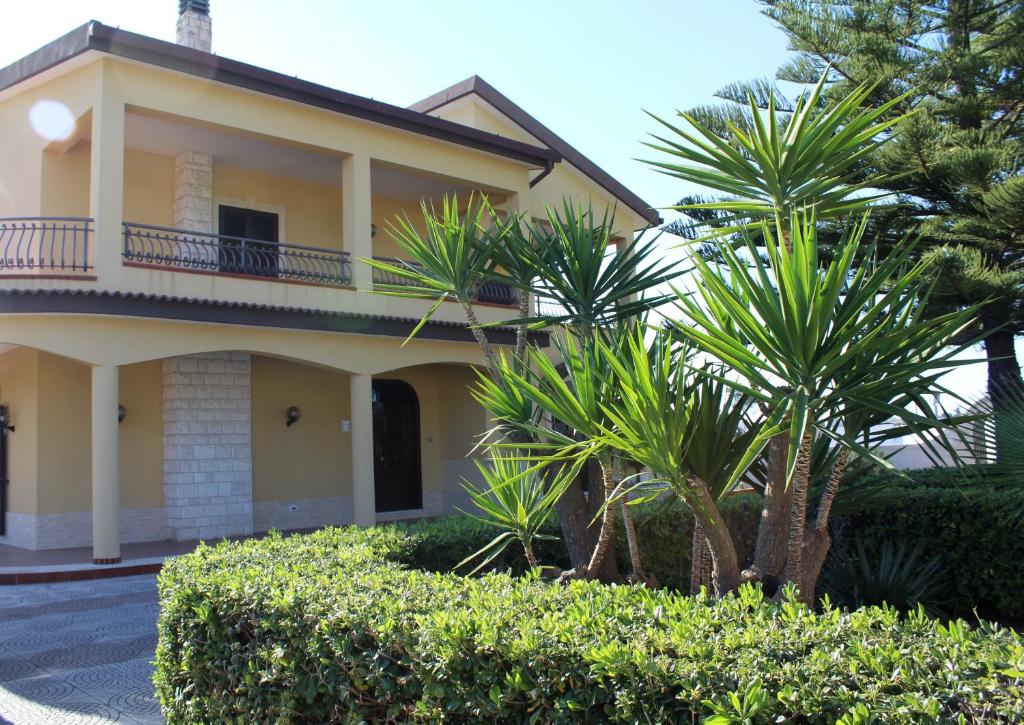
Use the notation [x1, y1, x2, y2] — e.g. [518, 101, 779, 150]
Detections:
[690, 524, 706, 594]
[620, 498, 649, 584]
[554, 474, 594, 572]
[582, 457, 617, 578]
[982, 311, 1024, 463]
[514, 291, 530, 360]
[459, 299, 502, 383]
[782, 432, 814, 603]
[688, 477, 740, 596]
[800, 447, 850, 597]
[743, 432, 792, 584]
[523, 541, 539, 569]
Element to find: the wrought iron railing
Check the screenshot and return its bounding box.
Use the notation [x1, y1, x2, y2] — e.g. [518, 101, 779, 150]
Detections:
[371, 256, 519, 306]
[123, 222, 351, 286]
[0, 217, 92, 273]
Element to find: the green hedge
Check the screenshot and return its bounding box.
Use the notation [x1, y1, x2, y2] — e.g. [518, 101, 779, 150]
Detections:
[836, 484, 1024, 619]
[394, 493, 761, 589]
[155, 526, 1024, 722]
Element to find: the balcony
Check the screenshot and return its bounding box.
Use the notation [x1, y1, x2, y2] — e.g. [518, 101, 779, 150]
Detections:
[370, 256, 519, 306]
[0, 217, 93, 276]
[122, 222, 352, 287]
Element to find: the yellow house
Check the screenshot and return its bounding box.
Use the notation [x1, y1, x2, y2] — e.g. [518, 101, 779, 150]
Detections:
[0, 2, 658, 564]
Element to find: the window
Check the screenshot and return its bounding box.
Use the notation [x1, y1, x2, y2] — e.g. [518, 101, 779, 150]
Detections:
[217, 205, 280, 277]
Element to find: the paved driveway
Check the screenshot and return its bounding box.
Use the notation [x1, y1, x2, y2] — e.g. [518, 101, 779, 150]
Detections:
[0, 575, 160, 724]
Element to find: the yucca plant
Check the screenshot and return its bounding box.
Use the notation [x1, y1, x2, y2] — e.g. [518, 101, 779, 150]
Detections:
[472, 329, 637, 581]
[594, 327, 747, 595]
[361, 194, 507, 377]
[457, 453, 582, 574]
[820, 538, 946, 613]
[483, 201, 676, 333]
[671, 213, 980, 600]
[642, 70, 910, 235]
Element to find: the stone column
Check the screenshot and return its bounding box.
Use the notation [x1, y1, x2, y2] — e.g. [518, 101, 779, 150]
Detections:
[89, 61, 125, 278]
[350, 373, 375, 526]
[174, 151, 215, 266]
[91, 364, 120, 564]
[163, 352, 253, 541]
[342, 153, 373, 289]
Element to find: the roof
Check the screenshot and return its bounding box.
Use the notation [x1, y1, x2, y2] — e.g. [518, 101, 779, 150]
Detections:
[0, 288, 548, 346]
[0, 21, 559, 168]
[0, 22, 658, 226]
[411, 76, 662, 225]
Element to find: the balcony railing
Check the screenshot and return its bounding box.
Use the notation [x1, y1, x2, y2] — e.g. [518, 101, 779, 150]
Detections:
[0, 217, 92, 273]
[371, 256, 519, 306]
[122, 222, 351, 287]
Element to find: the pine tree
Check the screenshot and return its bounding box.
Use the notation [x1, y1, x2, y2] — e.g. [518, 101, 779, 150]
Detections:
[685, 0, 1024, 459]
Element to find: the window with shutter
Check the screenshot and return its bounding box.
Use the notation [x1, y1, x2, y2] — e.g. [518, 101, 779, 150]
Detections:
[217, 205, 280, 277]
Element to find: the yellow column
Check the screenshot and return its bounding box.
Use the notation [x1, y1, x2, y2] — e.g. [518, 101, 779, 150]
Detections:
[342, 153, 373, 290]
[350, 373, 376, 526]
[89, 59, 125, 280]
[91, 364, 120, 564]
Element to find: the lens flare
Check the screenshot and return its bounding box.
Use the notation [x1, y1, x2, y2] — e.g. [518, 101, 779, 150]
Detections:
[29, 100, 75, 141]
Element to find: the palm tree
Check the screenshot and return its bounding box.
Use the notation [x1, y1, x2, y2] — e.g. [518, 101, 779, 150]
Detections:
[596, 328, 760, 596]
[473, 330, 635, 581]
[671, 213, 979, 600]
[362, 194, 507, 380]
[642, 69, 914, 592]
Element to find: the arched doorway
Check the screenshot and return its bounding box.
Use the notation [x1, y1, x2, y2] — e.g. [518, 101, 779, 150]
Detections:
[372, 379, 422, 512]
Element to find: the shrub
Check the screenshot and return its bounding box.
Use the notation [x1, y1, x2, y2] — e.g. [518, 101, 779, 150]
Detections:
[156, 526, 1024, 723]
[832, 483, 1024, 620]
[392, 492, 762, 588]
[612, 492, 762, 590]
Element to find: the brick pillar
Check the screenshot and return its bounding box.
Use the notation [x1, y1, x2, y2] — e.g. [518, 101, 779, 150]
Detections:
[163, 352, 253, 541]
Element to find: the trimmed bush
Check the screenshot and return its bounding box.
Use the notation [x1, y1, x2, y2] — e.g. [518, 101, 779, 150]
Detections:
[156, 526, 1024, 722]
[613, 492, 762, 590]
[393, 493, 761, 588]
[833, 483, 1024, 620]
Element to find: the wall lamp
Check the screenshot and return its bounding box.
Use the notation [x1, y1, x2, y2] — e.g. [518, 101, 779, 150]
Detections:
[118, 405, 127, 424]
[0, 405, 14, 433]
[286, 406, 302, 427]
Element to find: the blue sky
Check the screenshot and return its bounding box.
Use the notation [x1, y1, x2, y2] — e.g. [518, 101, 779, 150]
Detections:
[5, 1, 1018, 400]
[3, 0, 792, 217]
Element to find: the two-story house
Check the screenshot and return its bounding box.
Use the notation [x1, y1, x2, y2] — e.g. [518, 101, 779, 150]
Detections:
[0, 1, 658, 565]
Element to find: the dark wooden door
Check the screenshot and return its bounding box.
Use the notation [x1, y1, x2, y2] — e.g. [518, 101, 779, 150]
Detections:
[372, 380, 422, 512]
[0, 405, 10, 536]
[218, 205, 280, 277]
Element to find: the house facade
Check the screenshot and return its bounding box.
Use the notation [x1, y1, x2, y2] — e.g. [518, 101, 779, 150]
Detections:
[0, 3, 657, 563]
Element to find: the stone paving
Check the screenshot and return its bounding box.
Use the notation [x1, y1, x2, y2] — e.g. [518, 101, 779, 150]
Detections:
[0, 575, 161, 724]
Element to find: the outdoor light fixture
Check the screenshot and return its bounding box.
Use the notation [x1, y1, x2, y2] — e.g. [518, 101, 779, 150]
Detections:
[118, 405, 127, 423]
[0, 405, 13, 433]
[286, 406, 301, 427]
[370, 223, 378, 238]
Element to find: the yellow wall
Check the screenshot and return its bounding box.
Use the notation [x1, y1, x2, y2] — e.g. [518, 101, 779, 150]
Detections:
[0, 63, 98, 217]
[250, 356, 485, 507]
[0, 348, 39, 515]
[40, 142, 90, 216]
[123, 149, 175, 227]
[36, 352, 91, 513]
[0, 349, 163, 516]
[118, 360, 164, 509]
[251, 355, 353, 503]
[213, 165, 343, 251]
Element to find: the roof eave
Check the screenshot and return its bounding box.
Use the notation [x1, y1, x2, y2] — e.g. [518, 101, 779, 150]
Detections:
[412, 75, 663, 227]
[0, 21, 560, 169]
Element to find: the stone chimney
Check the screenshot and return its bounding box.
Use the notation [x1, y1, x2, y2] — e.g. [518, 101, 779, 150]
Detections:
[176, 0, 212, 53]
